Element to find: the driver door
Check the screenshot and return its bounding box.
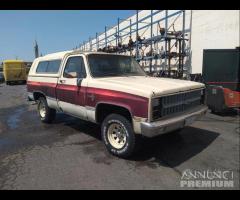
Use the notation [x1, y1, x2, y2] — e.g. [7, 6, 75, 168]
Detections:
[56, 55, 87, 119]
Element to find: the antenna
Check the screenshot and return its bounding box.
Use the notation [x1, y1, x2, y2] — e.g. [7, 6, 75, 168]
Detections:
[34, 40, 39, 58]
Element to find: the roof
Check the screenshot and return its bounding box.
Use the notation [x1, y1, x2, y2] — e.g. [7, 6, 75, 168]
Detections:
[37, 50, 73, 60]
[36, 50, 130, 62]
[3, 60, 24, 63]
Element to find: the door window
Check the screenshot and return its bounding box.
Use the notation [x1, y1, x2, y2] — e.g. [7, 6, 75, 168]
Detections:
[63, 56, 86, 78]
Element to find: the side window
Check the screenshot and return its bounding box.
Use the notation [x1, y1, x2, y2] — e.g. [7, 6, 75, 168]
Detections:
[46, 60, 61, 73]
[36, 61, 48, 73]
[63, 56, 86, 78]
[36, 60, 61, 73]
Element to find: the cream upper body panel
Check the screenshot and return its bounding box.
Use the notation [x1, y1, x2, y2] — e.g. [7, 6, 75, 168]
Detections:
[28, 51, 73, 77]
[88, 76, 205, 98]
[28, 50, 205, 99]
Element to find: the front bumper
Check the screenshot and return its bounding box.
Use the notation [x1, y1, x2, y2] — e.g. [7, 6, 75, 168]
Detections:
[141, 105, 208, 137]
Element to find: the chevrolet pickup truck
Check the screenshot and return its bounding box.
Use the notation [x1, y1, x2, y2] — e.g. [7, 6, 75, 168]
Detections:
[27, 50, 207, 158]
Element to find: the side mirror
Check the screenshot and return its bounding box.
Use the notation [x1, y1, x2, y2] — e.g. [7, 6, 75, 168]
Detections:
[77, 78, 83, 86]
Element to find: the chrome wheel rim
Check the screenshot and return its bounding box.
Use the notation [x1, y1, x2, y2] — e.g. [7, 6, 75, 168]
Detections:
[39, 101, 46, 118]
[107, 123, 127, 149]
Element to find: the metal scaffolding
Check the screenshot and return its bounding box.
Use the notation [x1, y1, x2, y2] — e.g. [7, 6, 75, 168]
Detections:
[78, 10, 190, 79]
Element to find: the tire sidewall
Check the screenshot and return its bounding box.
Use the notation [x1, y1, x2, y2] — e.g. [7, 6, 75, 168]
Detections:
[37, 97, 56, 123]
[101, 114, 135, 157]
[38, 97, 48, 121]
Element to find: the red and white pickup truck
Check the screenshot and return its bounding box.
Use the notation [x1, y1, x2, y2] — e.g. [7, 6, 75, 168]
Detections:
[27, 50, 207, 158]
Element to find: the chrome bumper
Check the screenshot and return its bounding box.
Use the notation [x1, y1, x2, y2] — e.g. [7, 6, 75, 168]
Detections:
[141, 106, 208, 138]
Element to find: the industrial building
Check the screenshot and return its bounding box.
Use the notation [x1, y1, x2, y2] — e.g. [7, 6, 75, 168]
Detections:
[78, 10, 239, 78]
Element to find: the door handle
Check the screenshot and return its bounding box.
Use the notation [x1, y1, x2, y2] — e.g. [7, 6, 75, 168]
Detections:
[59, 80, 66, 83]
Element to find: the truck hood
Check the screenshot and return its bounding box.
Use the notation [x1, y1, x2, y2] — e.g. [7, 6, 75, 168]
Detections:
[89, 76, 205, 98]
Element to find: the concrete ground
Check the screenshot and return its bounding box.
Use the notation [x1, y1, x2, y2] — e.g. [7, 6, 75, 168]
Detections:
[0, 84, 239, 190]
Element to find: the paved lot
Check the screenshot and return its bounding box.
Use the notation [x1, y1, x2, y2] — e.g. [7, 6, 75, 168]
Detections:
[0, 84, 239, 190]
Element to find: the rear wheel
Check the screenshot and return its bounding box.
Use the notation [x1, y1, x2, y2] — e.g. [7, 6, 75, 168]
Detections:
[37, 97, 56, 123]
[101, 114, 140, 158]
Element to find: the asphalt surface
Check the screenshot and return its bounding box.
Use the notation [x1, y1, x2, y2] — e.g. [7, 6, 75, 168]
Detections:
[0, 83, 239, 190]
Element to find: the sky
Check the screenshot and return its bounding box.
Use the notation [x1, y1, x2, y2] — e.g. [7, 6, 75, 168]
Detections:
[0, 10, 135, 63]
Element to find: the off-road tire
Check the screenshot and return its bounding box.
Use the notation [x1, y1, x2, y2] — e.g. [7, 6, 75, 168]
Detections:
[37, 97, 56, 123]
[101, 113, 141, 158]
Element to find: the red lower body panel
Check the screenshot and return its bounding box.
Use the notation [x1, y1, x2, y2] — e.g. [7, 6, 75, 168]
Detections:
[27, 81, 57, 98]
[27, 81, 149, 118]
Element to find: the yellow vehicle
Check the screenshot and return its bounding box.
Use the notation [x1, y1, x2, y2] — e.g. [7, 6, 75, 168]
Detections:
[3, 60, 27, 85]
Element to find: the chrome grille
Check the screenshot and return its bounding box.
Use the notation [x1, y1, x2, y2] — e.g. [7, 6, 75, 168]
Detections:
[152, 90, 203, 120]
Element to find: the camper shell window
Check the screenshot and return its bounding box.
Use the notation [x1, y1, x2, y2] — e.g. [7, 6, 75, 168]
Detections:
[36, 60, 61, 74]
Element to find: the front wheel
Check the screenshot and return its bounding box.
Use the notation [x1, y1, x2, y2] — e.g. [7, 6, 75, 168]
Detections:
[101, 114, 139, 158]
[37, 97, 56, 123]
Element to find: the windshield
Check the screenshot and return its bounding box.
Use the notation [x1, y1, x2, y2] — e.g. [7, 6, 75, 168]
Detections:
[87, 54, 146, 78]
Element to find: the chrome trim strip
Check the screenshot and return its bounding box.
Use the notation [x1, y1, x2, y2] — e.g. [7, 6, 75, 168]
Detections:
[152, 87, 205, 99]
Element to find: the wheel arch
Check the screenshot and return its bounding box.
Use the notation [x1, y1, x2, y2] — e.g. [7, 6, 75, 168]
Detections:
[95, 102, 133, 124]
[33, 91, 46, 101]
